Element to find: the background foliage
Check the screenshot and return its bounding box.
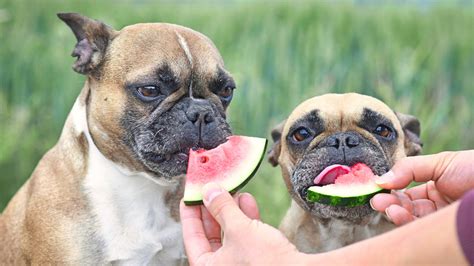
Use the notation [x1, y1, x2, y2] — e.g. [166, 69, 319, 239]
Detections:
[0, 0, 473, 226]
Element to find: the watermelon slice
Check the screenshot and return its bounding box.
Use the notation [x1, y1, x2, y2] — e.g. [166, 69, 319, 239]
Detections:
[307, 163, 387, 207]
[183, 135, 267, 205]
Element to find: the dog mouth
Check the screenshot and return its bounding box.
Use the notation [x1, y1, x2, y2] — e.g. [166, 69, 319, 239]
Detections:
[139, 148, 193, 179]
[313, 164, 352, 185]
[144, 150, 190, 164]
[290, 146, 390, 222]
[140, 138, 229, 178]
[299, 162, 379, 199]
[312, 163, 375, 186]
[143, 139, 228, 165]
[291, 162, 382, 223]
[144, 144, 214, 165]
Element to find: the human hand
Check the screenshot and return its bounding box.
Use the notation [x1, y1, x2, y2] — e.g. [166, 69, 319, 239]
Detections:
[180, 182, 301, 265]
[370, 150, 474, 225]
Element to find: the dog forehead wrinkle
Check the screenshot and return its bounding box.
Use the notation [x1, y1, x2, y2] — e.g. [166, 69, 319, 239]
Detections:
[359, 108, 395, 129]
[175, 31, 194, 98]
[289, 110, 323, 132]
[155, 63, 178, 83]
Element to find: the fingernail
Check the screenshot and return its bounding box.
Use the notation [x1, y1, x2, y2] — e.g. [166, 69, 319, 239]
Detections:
[385, 207, 393, 222]
[427, 180, 436, 190]
[376, 171, 395, 185]
[203, 182, 224, 204]
[369, 198, 376, 210]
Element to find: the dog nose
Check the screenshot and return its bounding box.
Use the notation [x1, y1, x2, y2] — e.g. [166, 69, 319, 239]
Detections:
[325, 132, 360, 149]
[345, 134, 360, 148]
[186, 99, 215, 125]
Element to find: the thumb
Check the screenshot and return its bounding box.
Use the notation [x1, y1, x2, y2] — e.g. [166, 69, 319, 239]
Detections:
[376, 152, 454, 189]
[202, 182, 250, 231]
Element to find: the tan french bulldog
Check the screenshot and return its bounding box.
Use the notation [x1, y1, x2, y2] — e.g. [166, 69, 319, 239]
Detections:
[0, 13, 237, 264]
[268, 93, 422, 253]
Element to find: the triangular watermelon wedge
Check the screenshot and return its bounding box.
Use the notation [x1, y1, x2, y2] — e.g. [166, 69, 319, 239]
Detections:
[183, 135, 267, 206]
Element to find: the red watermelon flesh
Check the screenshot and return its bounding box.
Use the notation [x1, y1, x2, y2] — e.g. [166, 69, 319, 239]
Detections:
[187, 136, 250, 184]
[314, 163, 375, 186]
[184, 135, 267, 205]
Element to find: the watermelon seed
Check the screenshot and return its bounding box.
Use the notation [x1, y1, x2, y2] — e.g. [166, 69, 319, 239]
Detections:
[200, 156, 209, 163]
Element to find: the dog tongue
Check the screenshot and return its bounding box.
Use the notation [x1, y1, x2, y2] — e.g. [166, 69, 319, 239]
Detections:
[313, 164, 350, 185]
[314, 163, 375, 185]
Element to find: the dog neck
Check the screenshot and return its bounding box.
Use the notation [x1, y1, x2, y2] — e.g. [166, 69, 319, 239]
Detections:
[280, 200, 394, 253]
[311, 211, 390, 252]
[66, 85, 186, 263]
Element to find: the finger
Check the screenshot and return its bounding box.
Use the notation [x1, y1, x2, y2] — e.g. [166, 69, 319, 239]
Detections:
[376, 152, 457, 189]
[238, 193, 260, 220]
[411, 199, 437, 217]
[385, 204, 416, 226]
[391, 190, 414, 214]
[404, 181, 450, 208]
[233, 192, 240, 200]
[426, 181, 450, 209]
[200, 205, 222, 251]
[370, 193, 402, 212]
[179, 201, 212, 264]
[233, 192, 241, 208]
[202, 182, 249, 231]
[404, 183, 429, 200]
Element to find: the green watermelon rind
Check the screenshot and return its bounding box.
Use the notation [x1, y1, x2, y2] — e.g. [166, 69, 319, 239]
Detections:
[183, 138, 268, 206]
[306, 185, 389, 207]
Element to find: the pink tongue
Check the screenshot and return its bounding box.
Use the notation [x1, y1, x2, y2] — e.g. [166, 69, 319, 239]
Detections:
[313, 164, 350, 185]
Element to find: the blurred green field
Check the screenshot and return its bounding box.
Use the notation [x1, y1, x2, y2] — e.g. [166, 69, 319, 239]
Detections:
[0, 0, 473, 226]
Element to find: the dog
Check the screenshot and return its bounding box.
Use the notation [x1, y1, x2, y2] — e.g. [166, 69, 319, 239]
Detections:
[0, 13, 236, 264]
[268, 93, 422, 253]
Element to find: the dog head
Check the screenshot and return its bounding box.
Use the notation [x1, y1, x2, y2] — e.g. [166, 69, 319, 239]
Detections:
[59, 13, 235, 182]
[268, 93, 422, 223]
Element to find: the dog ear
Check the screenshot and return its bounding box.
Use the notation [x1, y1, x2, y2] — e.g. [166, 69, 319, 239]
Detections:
[396, 112, 423, 156]
[268, 120, 286, 166]
[57, 13, 117, 75]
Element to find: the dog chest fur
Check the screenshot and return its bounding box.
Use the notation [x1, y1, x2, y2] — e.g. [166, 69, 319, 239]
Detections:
[75, 97, 185, 264]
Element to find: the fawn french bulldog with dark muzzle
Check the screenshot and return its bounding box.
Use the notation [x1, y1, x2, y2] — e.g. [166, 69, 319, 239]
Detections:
[268, 93, 422, 253]
[0, 13, 236, 264]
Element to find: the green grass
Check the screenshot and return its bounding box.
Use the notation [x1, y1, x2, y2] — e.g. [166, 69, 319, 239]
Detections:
[0, 0, 473, 226]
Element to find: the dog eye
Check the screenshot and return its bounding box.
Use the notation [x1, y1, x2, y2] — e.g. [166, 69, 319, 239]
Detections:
[292, 127, 312, 142]
[137, 86, 160, 100]
[373, 125, 393, 138]
[218, 86, 234, 101]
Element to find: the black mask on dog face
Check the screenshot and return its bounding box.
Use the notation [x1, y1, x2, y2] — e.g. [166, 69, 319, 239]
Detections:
[268, 93, 422, 223]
